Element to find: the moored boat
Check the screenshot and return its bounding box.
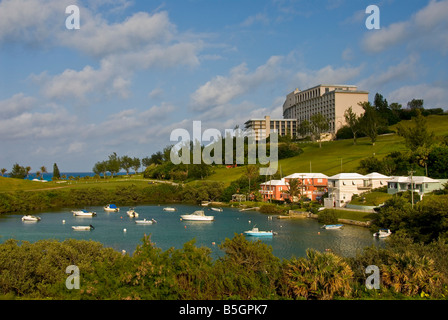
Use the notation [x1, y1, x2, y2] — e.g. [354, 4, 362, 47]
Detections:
[180, 210, 214, 221]
[135, 218, 157, 225]
[373, 228, 392, 238]
[104, 204, 120, 212]
[211, 207, 223, 212]
[127, 208, 139, 218]
[163, 207, 176, 212]
[72, 209, 96, 217]
[72, 225, 95, 231]
[322, 224, 344, 229]
[244, 227, 275, 237]
[22, 215, 41, 222]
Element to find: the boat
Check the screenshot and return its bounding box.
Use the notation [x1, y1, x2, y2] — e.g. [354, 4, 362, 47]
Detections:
[72, 225, 95, 231]
[22, 215, 41, 222]
[72, 209, 96, 217]
[163, 207, 177, 212]
[180, 210, 214, 221]
[244, 227, 275, 237]
[211, 207, 223, 212]
[373, 229, 392, 238]
[127, 208, 139, 218]
[135, 218, 157, 225]
[104, 204, 120, 212]
[322, 224, 344, 229]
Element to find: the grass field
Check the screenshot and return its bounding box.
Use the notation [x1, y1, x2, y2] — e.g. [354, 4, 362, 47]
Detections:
[0, 175, 155, 193]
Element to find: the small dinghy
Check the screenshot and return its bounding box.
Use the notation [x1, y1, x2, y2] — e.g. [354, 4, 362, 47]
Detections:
[126, 208, 139, 218]
[163, 207, 176, 212]
[72, 224, 95, 231]
[322, 224, 344, 229]
[373, 229, 392, 238]
[72, 210, 96, 217]
[211, 207, 223, 212]
[22, 215, 41, 222]
[135, 218, 157, 225]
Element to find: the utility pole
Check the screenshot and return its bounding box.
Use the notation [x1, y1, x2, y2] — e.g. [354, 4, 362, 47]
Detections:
[408, 170, 416, 208]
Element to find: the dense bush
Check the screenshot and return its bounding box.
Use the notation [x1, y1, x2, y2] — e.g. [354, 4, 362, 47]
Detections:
[1, 232, 448, 300]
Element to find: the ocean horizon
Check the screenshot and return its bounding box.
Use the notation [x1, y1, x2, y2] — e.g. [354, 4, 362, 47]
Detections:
[21, 171, 133, 181]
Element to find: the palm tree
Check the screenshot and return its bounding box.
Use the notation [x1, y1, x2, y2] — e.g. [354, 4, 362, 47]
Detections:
[25, 166, 31, 179]
[40, 166, 47, 180]
[0, 168, 6, 177]
[285, 249, 354, 300]
[286, 178, 301, 203]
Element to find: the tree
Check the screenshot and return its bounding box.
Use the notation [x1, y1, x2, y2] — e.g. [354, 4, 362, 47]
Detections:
[132, 157, 141, 174]
[106, 152, 121, 177]
[396, 109, 434, 150]
[0, 168, 6, 177]
[93, 161, 107, 178]
[286, 178, 301, 203]
[308, 113, 330, 148]
[53, 163, 61, 180]
[284, 249, 354, 300]
[244, 164, 259, 195]
[120, 155, 133, 175]
[344, 107, 361, 145]
[10, 163, 27, 179]
[358, 101, 384, 146]
[407, 99, 424, 110]
[40, 166, 47, 180]
[25, 166, 31, 179]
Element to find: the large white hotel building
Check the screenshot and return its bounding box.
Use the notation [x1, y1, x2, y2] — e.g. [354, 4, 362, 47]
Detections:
[245, 84, 369, 140]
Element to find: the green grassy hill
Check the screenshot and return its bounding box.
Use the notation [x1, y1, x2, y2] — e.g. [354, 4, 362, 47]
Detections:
[205, 114, 448, 185]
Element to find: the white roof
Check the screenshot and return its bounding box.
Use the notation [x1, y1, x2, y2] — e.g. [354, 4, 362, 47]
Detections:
[328, 173, 365, 180]
[364, 172, 390, 179]
[284, 173, 328, 179]
[260, 179, 288, 186]
[387, 176, 439, 184]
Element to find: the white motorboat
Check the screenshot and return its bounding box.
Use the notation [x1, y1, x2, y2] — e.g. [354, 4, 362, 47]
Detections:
[72, 209, 96, 217]
[22, 215, 41, 222]
[163, 207, 176, 212]
[244, 227, 275, 237]
[104, 204, 120, 212]
[127, 208, 139, 218]
[72, 225, 95, 231]
[322, 224, 344, 229]
[180, 210, 214, 221]
[211, 207, 223, 212]
[374, 229, 392, 238]
[135, 218, 157, 225]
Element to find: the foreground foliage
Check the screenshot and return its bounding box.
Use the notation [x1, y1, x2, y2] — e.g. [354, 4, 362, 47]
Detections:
[0, 233, 447, 300]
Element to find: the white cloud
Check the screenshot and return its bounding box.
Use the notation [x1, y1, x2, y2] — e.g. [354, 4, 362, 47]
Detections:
[293, 64, 364, 89]
[190, 56, 283, 111]
[362, 0, 448, 54]
[0, 93, 36, 118]
[388, 83, 448, 109]
[358, 55, 419, 90]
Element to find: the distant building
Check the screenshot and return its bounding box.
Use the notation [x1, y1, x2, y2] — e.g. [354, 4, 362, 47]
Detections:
[325, 172, 390, 208]
[283, 84, 369, 138]
[259, 173, 328, 202]
[387, 176, 448, 200]
[283, 173, 328, 201]
[244, 116, 297, 141]
[259, 178, 289, 202]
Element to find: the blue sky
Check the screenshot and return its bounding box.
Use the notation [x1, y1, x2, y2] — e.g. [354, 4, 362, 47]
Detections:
[1, 0, 448, 172]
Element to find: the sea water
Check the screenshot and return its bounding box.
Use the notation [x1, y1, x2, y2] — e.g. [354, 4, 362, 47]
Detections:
[0, 204, 381, 259]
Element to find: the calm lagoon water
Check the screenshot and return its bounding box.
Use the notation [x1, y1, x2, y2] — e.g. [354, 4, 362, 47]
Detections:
[0, 204, 382, 259]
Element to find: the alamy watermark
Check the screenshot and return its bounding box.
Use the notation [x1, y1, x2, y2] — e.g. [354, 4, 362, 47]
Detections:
[65, 5, 80, 30]
[65, 265, 80, 290]
[365, 5, 380, 30]
[169, 121, 278, 175]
